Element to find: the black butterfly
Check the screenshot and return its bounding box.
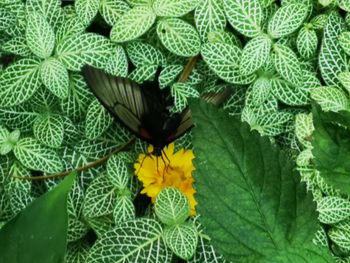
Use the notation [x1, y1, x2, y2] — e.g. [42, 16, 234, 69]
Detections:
[82, 66, 229, 155]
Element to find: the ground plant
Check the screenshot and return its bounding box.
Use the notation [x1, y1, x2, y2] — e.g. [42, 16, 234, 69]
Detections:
[0, 0, 350, 262]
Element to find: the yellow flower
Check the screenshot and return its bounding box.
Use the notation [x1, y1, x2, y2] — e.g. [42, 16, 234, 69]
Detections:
[134, 143, 197, 215]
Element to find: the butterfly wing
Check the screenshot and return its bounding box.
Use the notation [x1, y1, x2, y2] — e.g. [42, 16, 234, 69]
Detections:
[82, 66, 152, 140]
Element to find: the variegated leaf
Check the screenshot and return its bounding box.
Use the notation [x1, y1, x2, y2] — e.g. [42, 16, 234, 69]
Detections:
[189, 236, 228, 263]
[0, 58, 41, 107]
[113, 195, 135, 224]
[159, 65, 183, 89]
[128, 65, 158, 83]
[99, 0, 130, 26]
[75, 0, 100, 26]
[239, 34, 272, 76]
[295, 113, 314, 148]
[33, 114, 64, 148]
[25, 11, 55, 58]
[194, 0, 226, 42]
[317, 196, 350, 224]
[153, 0, 199, 17]
[1, 36, 32, 57]
[311, 86, 349, 112]
[171, 83, 200, 112]
[126, 41, 166, 67]
[224, 0, 263, 37]
[106, 155, 129, 189]
[339, 71, 350, 95]
[157, 18, 201, 57]
[105, 45, 129, 77]
[110, 6, 156, 43]
[268, 3, 308, 39]
[296, 27, 318, 59]
[40, 57, 69, 99]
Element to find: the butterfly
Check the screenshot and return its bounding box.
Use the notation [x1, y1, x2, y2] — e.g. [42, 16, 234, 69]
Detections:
[82, 66, 230, 155]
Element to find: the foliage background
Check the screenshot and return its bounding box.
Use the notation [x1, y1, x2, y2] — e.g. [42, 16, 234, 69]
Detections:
[1, 0, 350, 262]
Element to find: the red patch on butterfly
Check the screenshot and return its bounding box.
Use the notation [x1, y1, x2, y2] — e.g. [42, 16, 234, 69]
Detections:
[139, 128, 152, 140]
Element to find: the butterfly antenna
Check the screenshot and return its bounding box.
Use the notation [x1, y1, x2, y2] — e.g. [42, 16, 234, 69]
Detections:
[135, 154, 148, 176]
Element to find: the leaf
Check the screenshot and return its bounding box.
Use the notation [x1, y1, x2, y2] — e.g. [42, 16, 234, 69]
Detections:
[33, 114, 64, 148]
[163, 223, 198, 260]
[191, 101, 319, 262]
[110, 6, 156, 43]
[99, 0, 130, 26]
[1, 36, 32, 57]
[13, 137, 63, 173]
[75, 0, 100, 26]
[86, 219, 172, 263]
[0, 58, 41, 107]
[273, 44, 303, 86]
[159, 64, 183, 88]
[56, 33, 114, 71]
[157, 18, 201, 57]
[0, 172, 76, 263]
[113, 195, 135, 224]
[25, 11, 55, 58]
[311, 86, 350, 112]
[189, 236, 228, 263]
[153, 0, 199, 17]
[295, 113, 314, 148]
[239, 34, 272, 76]
[154, 187, 190, 225]
[104, 45, 129, 77]
[297, 27, 318, 59]
[126, 41, 166, 67]
[85, 99, 113, 140]
[339, 32, 350, 56]
[40, 57, 69, 99]
[201, 42, 256, 84]
[339, 72, 350, 95]
[329, 227, 350, 250]
[267, 3, 308, 39]
[319, 12, 348, 87]
[128, 65, 158, 83]
[194, 0, 226, 42]
[224, 0, 263, 37]
[171, 83, 200, 112]
[317, 196, 350, 224]
[106, 155, 129, 189]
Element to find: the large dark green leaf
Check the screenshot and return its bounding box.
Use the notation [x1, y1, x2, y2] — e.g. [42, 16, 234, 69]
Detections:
[312, 104, 350, 195]
[190, 101, 333, 263]
[0, 173, 76, 263]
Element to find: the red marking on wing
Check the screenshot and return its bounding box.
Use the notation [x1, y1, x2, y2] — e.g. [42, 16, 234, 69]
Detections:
[139, 128, 152, 140]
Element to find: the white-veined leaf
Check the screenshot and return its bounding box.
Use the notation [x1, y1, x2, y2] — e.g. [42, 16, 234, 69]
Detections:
[272, 44, 303, 86]
[153, 0, 199, 17]
[2, 36, 32, 57]
[329, 227, 350, 251]
[128, 65, 158, 83]
[311, 86, 350, 112]
[110, 6, 156, 43]
[339, 71, 350, 95]
[295, 113, 314, 148]
[297, 27, 318, 59]
[113, 195, 135, 224]
[171, 83, 200, 112]
[13, 137, 63, 173]
[40, 57, 69, 99]
[155, 187, 191, 226]
[313, 227, 329, 248]
[318, 196, 350, 224]
[66, 240, 90, 263]
[85, 99, 113, 140]
[224, 0, 263, 37]
[25, 11, 55, 58]
[163, 223, 198, 260]
[105, 45, 129, 77]
[189, 236, 228, 263]
[251, 111, 294, 136]
[157, 18, 201, 57]
[100, 0, 130, 26]
[86, 219, 172, 263]
[0, 58, 41, 107]
[207, 30, 242, 47]
[247, 77, 272, 106]
[55, 16, 86, 46]
[56, 33, 114, 71]
[339, 0, 350, 11]
[33, 114, 64, 148]
[126, 41, 166, 67]
[75, 0, 99, 26]
[201, 42, 256, 84]
[194, 0, 226, 42]
[159, 64, 183, 89]
[339, 32, 350, 56]
[319, 12, 348, 87]
[239, 34, 272, 76]
[106, 155, 129, 189]
[268, 3, 308, 39]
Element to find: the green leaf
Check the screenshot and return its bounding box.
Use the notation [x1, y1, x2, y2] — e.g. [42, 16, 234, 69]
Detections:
[329, 227, 350, 250]
[0, 58, 41, 107]
[311, 86, 350, 112]
[13, 137, 63, 173]
[339, 0, 350, 11]
[239, 34, 272, 76]
[155, 187, 190, 225]
[201, 42, 256, 84]
[163, 223, 198, 260]
[104, 45, 129, 77]
[224, 0, 263, 37]
[319, 12, 348, 87]
[297, 27, 318, 59]
[1, 36, 32, 57]
[126, 41, 166, 67]
[153, 0, 199, 17]
[194, 0, 226, 42]
[317, 196, 350, 224]
[0, 172, 76, 263]
[157, 18, 201, 57]
[110, 6, 156, 43]
[75, 0, 99, 26]
[273, 44, 303, 86]
[40, 57, 69, 99]
[113, 195, 135, 224]
[191, 101, 319, 262]
[25, 11, 55, 58]
[85, 99, 113, 140]
[171, 83, 200, 112]
[295, 113, 314, 148]
[86, 219, 172, 263]
[189, 236, 228, 263]
[106, 155, 129, 189]
[128, 65, 158, 83]
[268, 3, 308, 39]
[339, 32, 350, 56]
[33, 114, 64, 148]
[56, 33, 114, 71]
[159, 64, 183, 88]
[99, 0, 130, 26]
[55, 16, 86, 46]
